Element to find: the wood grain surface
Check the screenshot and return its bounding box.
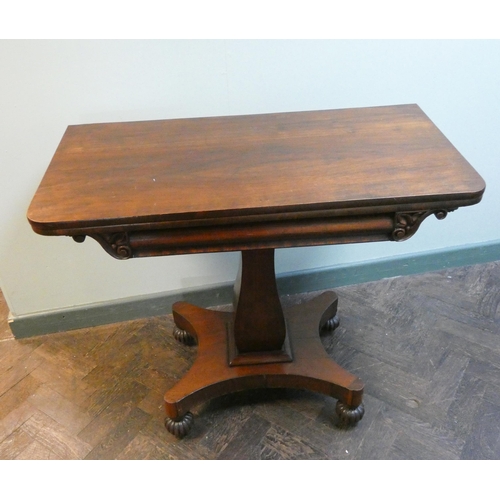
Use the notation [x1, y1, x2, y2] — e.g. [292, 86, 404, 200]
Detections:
[27, 104, 485, 235]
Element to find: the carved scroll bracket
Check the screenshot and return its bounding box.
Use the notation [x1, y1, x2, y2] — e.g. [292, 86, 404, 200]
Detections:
[86, 232, 132, 259]
[70, 208, 456, 258]
[392, 209, 452, 242]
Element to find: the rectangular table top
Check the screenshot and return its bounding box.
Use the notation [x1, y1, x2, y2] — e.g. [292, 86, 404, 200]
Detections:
[28, 104, 485, 236]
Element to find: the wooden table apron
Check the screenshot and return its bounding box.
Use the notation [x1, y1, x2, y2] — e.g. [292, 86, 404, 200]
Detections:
[27, 105, 486, 436]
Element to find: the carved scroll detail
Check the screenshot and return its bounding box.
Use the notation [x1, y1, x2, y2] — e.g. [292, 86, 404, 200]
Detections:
[392, 210, 449, 242]
[89, 232, 132, 259]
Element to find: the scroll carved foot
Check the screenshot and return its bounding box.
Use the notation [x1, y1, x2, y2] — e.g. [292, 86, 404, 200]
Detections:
[173, 326, 196, 346]
[335, 401, 365, 426]
[164, 412, 194, 438]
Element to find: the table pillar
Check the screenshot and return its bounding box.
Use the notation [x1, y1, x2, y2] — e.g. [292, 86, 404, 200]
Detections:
[233, 249, 286, 353]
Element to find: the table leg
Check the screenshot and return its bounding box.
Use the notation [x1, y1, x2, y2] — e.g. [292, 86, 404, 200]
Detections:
[164, 249, 364, 437]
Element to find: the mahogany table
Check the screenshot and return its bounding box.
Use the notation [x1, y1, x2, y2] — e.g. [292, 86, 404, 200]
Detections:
[28, 104, 485, 437]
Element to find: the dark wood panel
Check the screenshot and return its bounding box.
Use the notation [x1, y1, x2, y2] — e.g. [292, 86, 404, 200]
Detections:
[27, 104, 485, 236]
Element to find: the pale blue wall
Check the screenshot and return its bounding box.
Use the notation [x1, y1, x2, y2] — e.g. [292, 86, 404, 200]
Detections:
[1, 40, 499, 317]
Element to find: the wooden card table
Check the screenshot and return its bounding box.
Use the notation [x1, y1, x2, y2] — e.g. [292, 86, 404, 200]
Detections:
[28, 104, 485, 437]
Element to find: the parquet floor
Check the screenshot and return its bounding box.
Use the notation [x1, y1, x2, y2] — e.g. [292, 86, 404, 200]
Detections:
[1, 260, 500, 460]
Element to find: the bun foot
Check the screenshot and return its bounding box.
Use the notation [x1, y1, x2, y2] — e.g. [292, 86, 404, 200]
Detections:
[323, 315, 340, 331]
[335, 401, 365, 426]
[165, 411, 194, 438]
[173, 326, 196, 346]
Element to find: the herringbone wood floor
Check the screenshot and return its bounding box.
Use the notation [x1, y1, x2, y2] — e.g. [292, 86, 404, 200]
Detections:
[1, 260, 500, 460]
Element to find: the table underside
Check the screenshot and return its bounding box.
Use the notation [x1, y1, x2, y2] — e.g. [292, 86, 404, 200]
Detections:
[70, 205, 465, 437]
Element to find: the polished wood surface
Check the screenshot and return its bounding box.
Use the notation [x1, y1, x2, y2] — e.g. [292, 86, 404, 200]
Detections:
[26, 104, 486, 436]
[165, 293, 362, 419]
[28, 104, 485, 244]
[233, 249, 287, 355]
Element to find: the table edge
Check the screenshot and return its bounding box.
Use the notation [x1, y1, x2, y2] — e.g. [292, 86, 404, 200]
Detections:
[27, 185, 485, 237]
